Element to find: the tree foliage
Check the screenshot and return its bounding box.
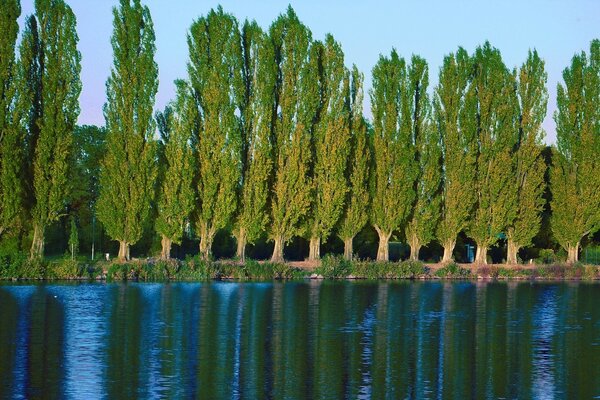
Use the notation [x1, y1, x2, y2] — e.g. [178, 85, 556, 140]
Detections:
[337, 66, 370, 260]
[370, 50, 418, 261]
[404, 56, 441, 261]
[268, 7, 319, 262]
[235, 21, 276, 261]
[97, 0, 158, 261]
[188, 7, 244, 259]
[306, 34, 351, 260]
[434, 48, 476, 262]
[0, 0, 23, 238]
[155, 81, 196, 259]
[466, 43, 519, 264]
[552, 40, 600, 262]
[506, 50, 548, 264]
[25, 0, 82, 258]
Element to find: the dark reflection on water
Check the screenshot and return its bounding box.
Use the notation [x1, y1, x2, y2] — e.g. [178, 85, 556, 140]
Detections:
[1, 281, 600, 399]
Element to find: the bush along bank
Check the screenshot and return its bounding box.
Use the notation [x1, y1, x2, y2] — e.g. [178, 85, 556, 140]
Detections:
[1, 253, 600, 282]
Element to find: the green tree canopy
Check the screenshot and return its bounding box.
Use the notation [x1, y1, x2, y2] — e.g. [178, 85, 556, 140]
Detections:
[404, 55, 441, 261]
[25, 0, 82, 259]
[155, 80, 196, 260]
[435, 48, 476, 262]
[551, 40, 600, 262]
[97, 0, 158, 261]
[268, 6, 318, 262]
[0, 0, 23, 238]
[466, 42, 519, 264]
[506, 50, 548, 264]
[337, 66, 371, 260]
[188, 6, 244, 260]
[370, 49, 418, 261]
[306, 34, 351, 260]
[234, 21, 276, 262]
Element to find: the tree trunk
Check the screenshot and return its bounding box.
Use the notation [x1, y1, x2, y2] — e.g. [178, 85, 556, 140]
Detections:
[30, 224, 45, 259]
[118, 240, 129, 262]
[343, 237, 353, 261]
[409, 233, 421, 261]
[375, 227, 391, 262]
[236, 228, 247, 263]
[475, 244, 488, 264]
[506, 238, 520, 265]
[199, 234, 213, 260]
[567, 242, 579, 263]
[308, 237, 320, 261]
[161, 235, 172, 260]
[271, 235, 284, 263]
[442, 239, 456, 263]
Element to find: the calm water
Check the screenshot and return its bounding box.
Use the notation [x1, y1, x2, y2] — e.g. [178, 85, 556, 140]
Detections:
[0, 281, 599, 399]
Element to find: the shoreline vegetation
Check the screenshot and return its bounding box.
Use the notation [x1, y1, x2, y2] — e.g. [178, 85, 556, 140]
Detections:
[1, 255, 599, 282]
[1, 1, 599, 276]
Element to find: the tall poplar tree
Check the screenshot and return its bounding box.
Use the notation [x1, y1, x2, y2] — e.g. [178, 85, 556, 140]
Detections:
[404, 56, 441, 261]
[435, 48, 476, 263]
[306, 34, 351, 260]
[188, 7, 243, 259]
[466, 43, 519, 264]
[505, 50, 548, 264]
[97, 0, 158, 261]
[370, 50, 417, 261]
[551, 40, 600, 263]
[234, 21, 276, 262]
[25, 0, 82, 258]
[268, 7, 318, 262]
[337, 66, 370, 260]
[155, 81, 196, 260]
[0, 0, 22, 238]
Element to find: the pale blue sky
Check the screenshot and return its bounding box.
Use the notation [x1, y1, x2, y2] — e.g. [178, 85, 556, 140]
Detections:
[18, 0, 600, 143]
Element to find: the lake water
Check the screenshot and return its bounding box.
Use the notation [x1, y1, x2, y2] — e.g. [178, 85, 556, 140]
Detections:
[0, 281, 599, 399]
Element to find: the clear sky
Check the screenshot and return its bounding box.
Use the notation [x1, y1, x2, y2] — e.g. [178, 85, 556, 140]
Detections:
[17, 0, 600, 143]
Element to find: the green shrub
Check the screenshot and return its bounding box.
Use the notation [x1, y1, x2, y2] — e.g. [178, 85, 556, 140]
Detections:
[537, 249, 557, 264]
[315, 255, 351, 279]
[582, 265, 600, 280]
[476, 265, 499, 279]
[177, 256, 223, 280]
[48, 258, 81, 279]
[350, 260, 382, 279]
[536, 264, 566, 279]
[392, 260, 427, 279]
[564, 262, 585, 279]
[272, 263, 306, 280]
[0, 250, 27, 279]
[106, 263, 128, 281]
[435, 262, 473, 279]
[20, 258, 47, 279]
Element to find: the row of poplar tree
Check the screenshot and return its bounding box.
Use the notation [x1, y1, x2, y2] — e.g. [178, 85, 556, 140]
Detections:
[0, 0, 599, 265]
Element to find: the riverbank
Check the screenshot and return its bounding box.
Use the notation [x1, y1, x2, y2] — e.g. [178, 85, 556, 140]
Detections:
[1, 254, 599, 282]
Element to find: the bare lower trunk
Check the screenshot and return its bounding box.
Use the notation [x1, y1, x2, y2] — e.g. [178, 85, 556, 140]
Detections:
[375, 227, 391, 262]
[506, 238, 520, 265]
[30, 224, 45, 259]
[199, 235, 213, 260]
[161, 235, 172, 260]
[442, 239, 456, 263]
[409, 234, 421, 261]
[475, 244, 488, 264]
[236, 228, 247, 263]
[567, 242, 580, 263]
[308, 237, 320, 261]
[343, 237, 353, 261]
[271, 235, 284, 263]
[118, 240, 130, 262]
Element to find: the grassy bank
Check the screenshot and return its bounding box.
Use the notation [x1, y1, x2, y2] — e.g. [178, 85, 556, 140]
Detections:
[2, 252, 600, 282]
